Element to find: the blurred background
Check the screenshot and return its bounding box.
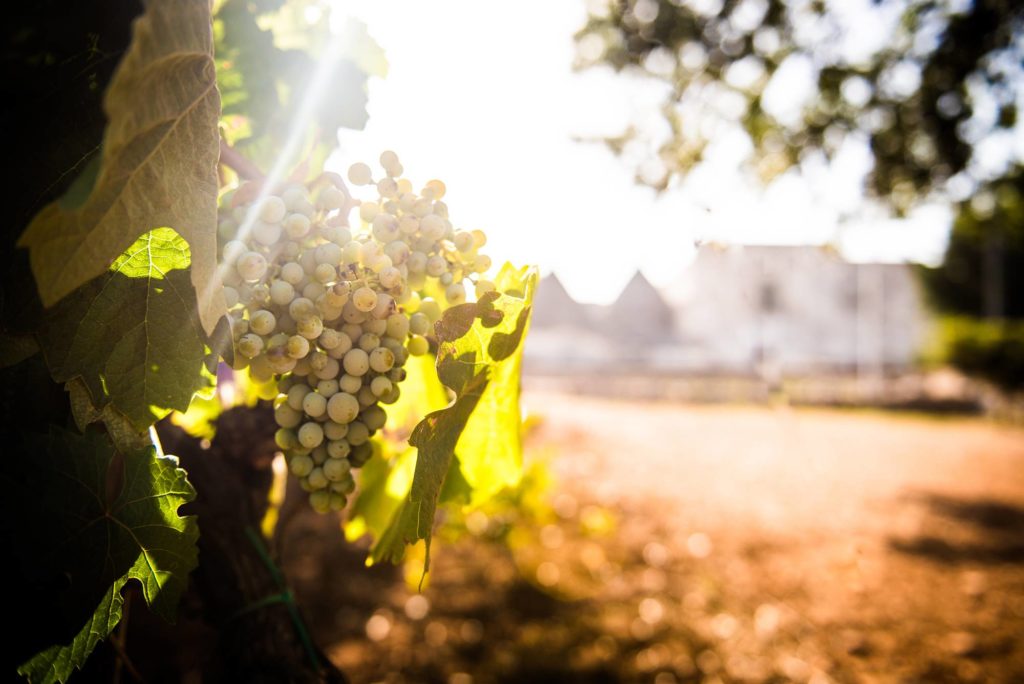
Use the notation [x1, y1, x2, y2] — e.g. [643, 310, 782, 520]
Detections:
[244, 0, 1024, 682]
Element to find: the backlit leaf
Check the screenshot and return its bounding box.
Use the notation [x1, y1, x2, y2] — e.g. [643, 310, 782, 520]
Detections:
[19, 0, 224, 333]
[370, 264, 538, 570]
[9, 427, 197, 683]
[38, 229, 209, 431]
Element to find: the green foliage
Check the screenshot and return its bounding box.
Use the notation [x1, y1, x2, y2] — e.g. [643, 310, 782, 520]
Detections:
[18, 0, 224, 333]
[920, 168, 1024, 319]
[934, 317, 1024, 392]
[215, 0, 384, 167]
[5, 426, 198, 683]
[577, 0, 1024, 210]
[368, 264, 539, 571]
[38, 229, 210, 432]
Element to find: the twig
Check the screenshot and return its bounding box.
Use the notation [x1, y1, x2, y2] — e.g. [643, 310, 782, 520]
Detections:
[219, 139, 265, 181]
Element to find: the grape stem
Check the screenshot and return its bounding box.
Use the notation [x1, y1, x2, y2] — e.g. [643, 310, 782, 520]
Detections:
[220, 139, 265, 181]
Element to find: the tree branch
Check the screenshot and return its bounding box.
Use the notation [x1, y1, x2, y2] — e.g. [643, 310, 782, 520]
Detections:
[219, 139, 265, 181]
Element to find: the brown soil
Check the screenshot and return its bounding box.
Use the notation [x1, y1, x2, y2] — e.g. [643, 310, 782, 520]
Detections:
[283, 392, 1024, 684]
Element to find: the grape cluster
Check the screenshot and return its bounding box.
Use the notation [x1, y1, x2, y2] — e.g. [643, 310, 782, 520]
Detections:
[218, 151, 492, 513]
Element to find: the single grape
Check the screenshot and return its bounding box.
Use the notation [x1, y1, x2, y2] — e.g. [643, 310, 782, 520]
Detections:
[275, 403, 302, 428]
[270, 280, 295, 306]
[236, 251, 268, 282]
[307, 467, 329, 490]
[346, 421, 369, 446]
[323, 454, 351, 479]
[338, 374, 362, 394]
[369, 347, 395, 373]
[407, 334, 429, 356]
[343, 348, 370, 376]
[252, 221, 282, 246]
[290, 453, 314, 477]
[327, 392, 360, 424]
[298, 422, 325, 449]
[370, 375, 392, 398]
[250, 310, 276, 336]
[352, 286, 378, 312]
[409, 312, 430, 336]
[348, 162, 373, 185]
[323, 421, 348, 440]
[238, 333, 264, 358]
[361, 405, 387, 431]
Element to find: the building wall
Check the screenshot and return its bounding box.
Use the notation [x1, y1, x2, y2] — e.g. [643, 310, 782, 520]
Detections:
[526, 245, 929, 375]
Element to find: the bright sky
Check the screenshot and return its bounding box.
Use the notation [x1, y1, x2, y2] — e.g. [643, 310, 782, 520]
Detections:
[328, 0, 952, 305]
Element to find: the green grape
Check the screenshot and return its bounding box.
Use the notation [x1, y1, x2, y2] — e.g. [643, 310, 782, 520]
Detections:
[323, 421, 348, 440]
[252, 220, 282, 246]
[283, 213, 311, 239]
[258, 196, 287, 223]
[343, 348, 370, 376]
[338, 374, 362, 394]
[287, 334, 310, 359]
[323, 454, 351, 479]
[369, 347, 395, 373]
[361, 405, 387, 431]
[348, 162, 373, 185]
[275, 428, 299, 450]
[281, 262, 304, 285]
[370, 375, 392, 397]
[270, 280, 295, 306]
[346, 420, 369, 446]
[301, 392, 327, 419]
[250, 310, 276, 336]
[298, 422, 324, 449]
[297, 316, 324, 340]
[290, 453, 314, 477]
[407, 334, 429, 356]
[386, 313, 410, 339]
[409, 312, 430, 336]
[317, 379, 339, 398]
[238, 333, 264, 358]
[327, 392, 359, 424]
[275, 403, 302, 428]
[236, 251, 268, 282]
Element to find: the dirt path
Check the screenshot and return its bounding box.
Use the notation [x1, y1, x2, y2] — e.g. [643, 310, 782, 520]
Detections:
[299, 394, 1024, 683]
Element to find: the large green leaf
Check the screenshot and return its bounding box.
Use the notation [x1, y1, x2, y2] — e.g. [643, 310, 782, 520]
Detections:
[455, 264, 538, 503]
[19, 0, 224, 334]
[370, 264, 538, 569]
[8, 427, 198, 683]
[38, 228, 209, 431]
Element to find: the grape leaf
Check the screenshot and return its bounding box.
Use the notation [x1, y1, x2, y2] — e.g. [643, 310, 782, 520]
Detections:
[344, 354, 448, 545]
[455, 264, 538, 503]
[19, 0, 224, 334]
[8, 426, 198, 683]
[66, 377, 152, 454]
[38, 228, 209, 431]
[370, 264, 538, 569]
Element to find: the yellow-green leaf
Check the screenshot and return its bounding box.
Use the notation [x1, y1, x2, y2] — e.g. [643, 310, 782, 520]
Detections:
[370, 264, 538, 570]
[38, 228, 210, 431]
[11, 427, 198, 683]
[19, 0, 224, 333]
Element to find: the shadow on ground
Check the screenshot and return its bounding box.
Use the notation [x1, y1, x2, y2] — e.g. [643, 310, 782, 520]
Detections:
[890, 493, 1024, 565]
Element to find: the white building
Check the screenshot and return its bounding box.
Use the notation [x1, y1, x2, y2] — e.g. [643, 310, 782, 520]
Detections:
[526, 244, 930, 376]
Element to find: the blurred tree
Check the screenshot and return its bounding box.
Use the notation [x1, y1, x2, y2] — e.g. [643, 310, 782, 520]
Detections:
[921, 167, 1024, 319]
[575, 0, 1024, 213]
[919, 167, 1024, 390]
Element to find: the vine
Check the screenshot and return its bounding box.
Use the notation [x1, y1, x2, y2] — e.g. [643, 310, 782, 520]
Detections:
[2, 1, 536, 681]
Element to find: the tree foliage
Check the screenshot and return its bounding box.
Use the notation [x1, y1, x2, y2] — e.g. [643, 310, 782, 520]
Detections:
[576, 0, 1024, 211]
